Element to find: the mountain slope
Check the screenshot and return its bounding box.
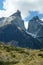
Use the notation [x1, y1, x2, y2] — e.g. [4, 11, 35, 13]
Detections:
[0, 43, 43, 65]
[0, 23, 41, 49]
[0, 11, 43, 49]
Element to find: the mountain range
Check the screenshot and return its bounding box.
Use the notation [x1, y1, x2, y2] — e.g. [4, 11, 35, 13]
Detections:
[0, 10, 43, 49]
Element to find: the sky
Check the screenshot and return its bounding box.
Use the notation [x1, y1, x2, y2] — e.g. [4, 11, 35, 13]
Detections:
[0, 0, 43, 21]
[0, 0, 43, 29]
[0, 0, 4, 10]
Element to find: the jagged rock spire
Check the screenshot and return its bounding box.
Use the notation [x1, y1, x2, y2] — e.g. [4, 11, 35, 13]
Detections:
[33, 16, 39, 20]
[30, 16, 39, 21]
[11, 10, 21, 17]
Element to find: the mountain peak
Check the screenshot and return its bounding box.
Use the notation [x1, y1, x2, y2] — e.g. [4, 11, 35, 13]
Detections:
[33, 16, 39, 20]
[11, 10, 21, 17]
[30, 16, 39, 21]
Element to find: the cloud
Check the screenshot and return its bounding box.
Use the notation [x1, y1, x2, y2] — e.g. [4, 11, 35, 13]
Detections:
[41, 18, 43, 21]
[25, 11, 43, 21]
[0, 0, 43, 20]
[24, 21, 28, 29]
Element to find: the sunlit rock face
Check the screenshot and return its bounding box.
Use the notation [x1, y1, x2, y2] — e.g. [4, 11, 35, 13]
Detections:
[0, 17, 5, 26]
[10, 10, 25, 30]
[27, 16, 43, 38]
[0, 10, 25, 30]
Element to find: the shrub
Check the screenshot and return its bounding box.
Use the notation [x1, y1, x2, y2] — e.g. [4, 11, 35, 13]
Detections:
[38, 54, 43, 58]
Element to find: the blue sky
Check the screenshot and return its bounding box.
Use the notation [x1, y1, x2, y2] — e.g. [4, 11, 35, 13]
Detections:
[0, 0, 43, 21]
[0, 0, 5, 10]
[25, 11, 43, 21]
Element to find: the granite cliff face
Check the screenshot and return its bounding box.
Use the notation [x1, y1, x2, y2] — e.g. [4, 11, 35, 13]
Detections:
[0, 11, 43, 49]
[0, 10, 25, 30]
[27, 16, 43, 37]
[27, 16, 43, 44]
[7, 10, 25, 30]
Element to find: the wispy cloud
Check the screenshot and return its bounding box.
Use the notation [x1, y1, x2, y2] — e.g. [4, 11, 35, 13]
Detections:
[0, 0, 43, 20]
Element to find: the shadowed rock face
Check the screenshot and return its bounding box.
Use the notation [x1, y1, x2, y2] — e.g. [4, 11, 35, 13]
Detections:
[27, 16, 43, 37]
[27, 16, 43, 45]
[0, 11, 43, 49]
[0, 23, 41, 49]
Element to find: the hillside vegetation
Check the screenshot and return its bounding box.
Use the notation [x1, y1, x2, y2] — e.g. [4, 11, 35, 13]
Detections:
[0, 43, 43, 65]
